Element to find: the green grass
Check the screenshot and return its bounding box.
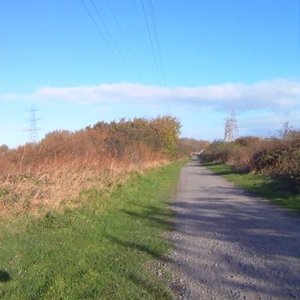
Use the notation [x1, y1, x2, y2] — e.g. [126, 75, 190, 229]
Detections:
[0, 162, 184, 299]
[203, 162, 300, 212]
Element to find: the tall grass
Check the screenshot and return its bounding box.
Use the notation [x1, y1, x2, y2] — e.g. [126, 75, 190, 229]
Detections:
[0, 117, 181, 217]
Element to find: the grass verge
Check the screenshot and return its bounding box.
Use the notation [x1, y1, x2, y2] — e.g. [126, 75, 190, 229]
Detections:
[203, 162, 300, 212]
[0, 161, 184, 299]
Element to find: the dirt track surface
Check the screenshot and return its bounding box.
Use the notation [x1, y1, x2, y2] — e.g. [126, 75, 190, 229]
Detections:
[168, 161, 300, 300]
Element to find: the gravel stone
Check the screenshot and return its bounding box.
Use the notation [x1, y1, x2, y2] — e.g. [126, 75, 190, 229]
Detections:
[166, 161, 300, 300]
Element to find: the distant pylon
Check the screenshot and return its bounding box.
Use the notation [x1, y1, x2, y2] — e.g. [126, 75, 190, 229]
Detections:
[27, 105, 41, 144]
[224, 111, 239, 142]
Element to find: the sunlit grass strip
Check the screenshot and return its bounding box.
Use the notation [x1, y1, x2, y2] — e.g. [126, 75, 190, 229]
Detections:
[204, 162, 300, 212]
[0, 161, 184, 299]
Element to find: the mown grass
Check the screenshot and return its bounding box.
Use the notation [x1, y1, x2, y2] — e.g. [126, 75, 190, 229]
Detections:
[203, 162, 300, 212]
[0, 161, 184, 299]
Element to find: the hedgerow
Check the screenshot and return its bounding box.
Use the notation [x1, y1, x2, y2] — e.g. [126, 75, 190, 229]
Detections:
[203, 130, 300, 190]
[0, 116, 181, 216]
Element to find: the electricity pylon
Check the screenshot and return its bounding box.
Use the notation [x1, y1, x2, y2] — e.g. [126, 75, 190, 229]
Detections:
[26, 105, 41, 144]
[224, 111, 239, 142]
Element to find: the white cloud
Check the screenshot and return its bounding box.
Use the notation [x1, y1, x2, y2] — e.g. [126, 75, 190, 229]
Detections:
[3, 79, 300, 111]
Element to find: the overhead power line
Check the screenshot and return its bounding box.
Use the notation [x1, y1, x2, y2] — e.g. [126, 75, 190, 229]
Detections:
[89, 0, 132, 76]
[105, 0, 143, 82]
[148, 0, 166, 88]
[80, 0, 133, 79]
[140, 0, 161, 84]
[132, 0, 159, 84]
[139, 0, 168, 100]
[81, 0, 168, 96]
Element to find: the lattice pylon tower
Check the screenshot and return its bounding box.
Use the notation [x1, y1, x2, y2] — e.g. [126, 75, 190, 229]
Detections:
[224, 111, 239, 142]
[27, 106, 40, 144]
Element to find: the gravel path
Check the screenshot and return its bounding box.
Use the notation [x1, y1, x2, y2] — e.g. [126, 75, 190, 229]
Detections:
[168, 161, 300, 300]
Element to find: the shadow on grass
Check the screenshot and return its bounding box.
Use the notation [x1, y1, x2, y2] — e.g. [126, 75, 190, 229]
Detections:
[245, 179, 300, 212]
[200, 161, 218, 167]
[211, 170, 235, 176]
[201, 161, 243, 176]
[105, 234, 171, 263]
[0, 270, 11, 283]
[121, 207, 173, 231]
[201, 161, 300, 211]
[105, 206, 173, 297]
[128, 272, 170, 299]
[106, 203, 174, 264]
[105, 233, 172, 296]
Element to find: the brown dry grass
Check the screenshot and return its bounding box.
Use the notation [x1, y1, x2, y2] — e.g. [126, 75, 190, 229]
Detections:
[0, 117, 182, 217]
[0, 154, 169, 218]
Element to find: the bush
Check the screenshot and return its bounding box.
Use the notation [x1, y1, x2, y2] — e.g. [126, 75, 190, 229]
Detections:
[202, 131, 300, 190]
[93, 116, 181, 158]
[0, 116, 181, 216]
[178, 138, 210, 156]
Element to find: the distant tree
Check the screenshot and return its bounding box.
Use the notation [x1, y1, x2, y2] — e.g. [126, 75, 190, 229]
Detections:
[92, 116, 181, 158]
[178, 138, 210, 155]
[151, 116, 181, 157]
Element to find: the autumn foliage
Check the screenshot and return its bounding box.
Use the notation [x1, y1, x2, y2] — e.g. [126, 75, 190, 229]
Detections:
[203, 130, 300, 190]
[0, 116, 181, 216]
[178, 138, 210, 156]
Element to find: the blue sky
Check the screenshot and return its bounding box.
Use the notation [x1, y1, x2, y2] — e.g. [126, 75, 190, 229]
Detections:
[1, 0, 299, 147]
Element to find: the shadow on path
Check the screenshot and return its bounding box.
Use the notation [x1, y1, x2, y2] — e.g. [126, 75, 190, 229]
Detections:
[169, 161, 300, 299]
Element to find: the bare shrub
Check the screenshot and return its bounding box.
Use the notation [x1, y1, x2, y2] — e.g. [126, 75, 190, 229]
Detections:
[202, 141, 236, 164]
[178, 138, 210, 156]
[203, 131, 300, 190]
[0, 117, 179, 217]
[253, 135, 300, 190]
